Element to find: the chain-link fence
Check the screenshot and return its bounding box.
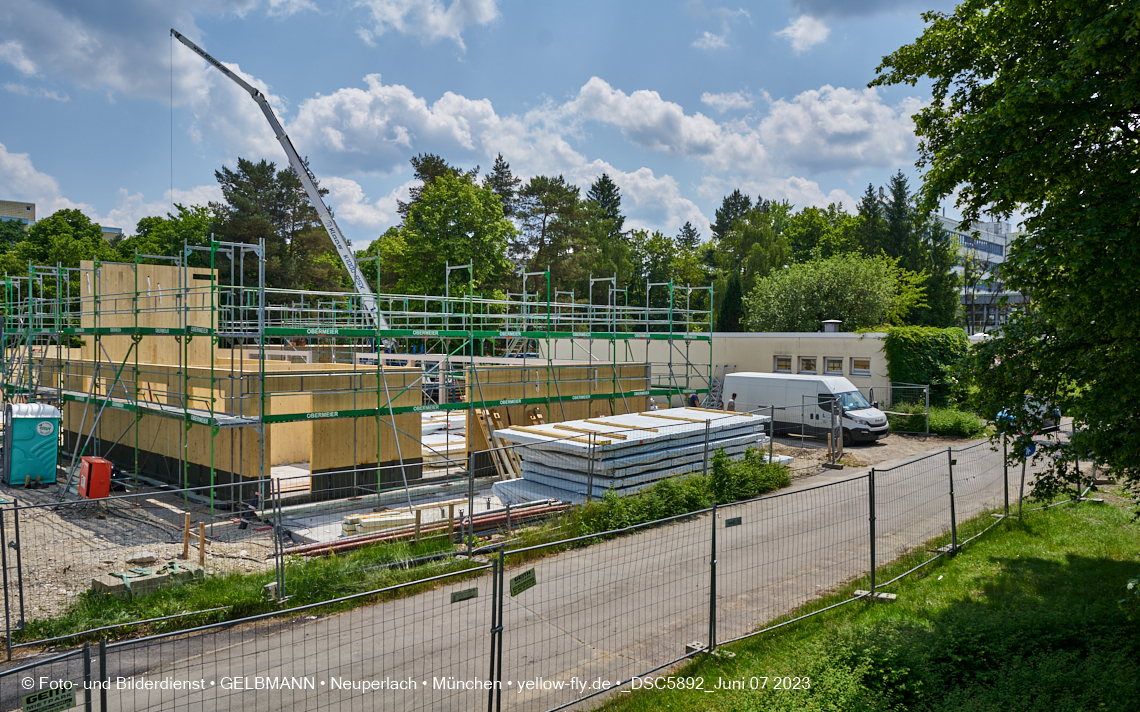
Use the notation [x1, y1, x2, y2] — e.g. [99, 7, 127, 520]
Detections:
[3, 425, 1088, 712]
[0, 479, 281, 652]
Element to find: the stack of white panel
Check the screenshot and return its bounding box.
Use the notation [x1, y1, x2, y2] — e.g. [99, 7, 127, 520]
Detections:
[491, 407, 780, 504]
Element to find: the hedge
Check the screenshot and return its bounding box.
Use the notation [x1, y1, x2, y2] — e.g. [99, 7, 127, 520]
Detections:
[883, 326, 969, 406]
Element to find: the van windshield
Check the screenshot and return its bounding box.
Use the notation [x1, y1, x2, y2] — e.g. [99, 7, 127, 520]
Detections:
[837, 391, 871, 411]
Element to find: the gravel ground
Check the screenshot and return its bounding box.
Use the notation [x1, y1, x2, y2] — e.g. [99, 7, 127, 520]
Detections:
[0, 484, 276, 623]
[772, 430, 986, 472]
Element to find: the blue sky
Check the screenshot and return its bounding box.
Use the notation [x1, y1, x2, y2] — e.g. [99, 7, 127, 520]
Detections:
[0, 0, 957, 241]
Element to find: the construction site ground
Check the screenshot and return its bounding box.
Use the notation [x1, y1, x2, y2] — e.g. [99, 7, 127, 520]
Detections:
[772, 430, 975, 471]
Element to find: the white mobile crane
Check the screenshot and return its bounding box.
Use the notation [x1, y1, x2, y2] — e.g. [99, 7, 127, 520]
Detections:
[170, 28, 387, 331]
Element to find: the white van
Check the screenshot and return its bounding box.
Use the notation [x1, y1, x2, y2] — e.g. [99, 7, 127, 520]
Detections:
[722, 372, 890, 446]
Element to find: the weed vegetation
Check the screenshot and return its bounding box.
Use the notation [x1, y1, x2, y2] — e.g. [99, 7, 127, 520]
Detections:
[21, 535, 467, 645]
[887, 404, 987, 438]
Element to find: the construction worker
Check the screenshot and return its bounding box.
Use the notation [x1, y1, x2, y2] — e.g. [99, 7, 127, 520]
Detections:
[727, 393, 737, 412]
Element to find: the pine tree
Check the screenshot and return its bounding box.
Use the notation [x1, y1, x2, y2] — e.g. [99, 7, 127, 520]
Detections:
[854, 184, 888, 255]
[711, 190, 752, 242]
[586, 173, 625, 238]
[483, 153, 521, 217]
[675, 221, 701, 250]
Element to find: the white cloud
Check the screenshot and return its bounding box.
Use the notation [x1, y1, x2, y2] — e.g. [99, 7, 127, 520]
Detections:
[0, 40, 37, 75]
[99, 186, 222, 233]
[267, 0, 317, 17]
[0, 141, 95, 216]
[692, 31, 727, 50]
[323, 176, 414, 231]
[4, 83, 69, 101]
[700, 91, 752, 113]
[563, 78, 768, 176]
[354, 0, 498, 50]
[0, 141, 224, 234]
[777, 15, 830, 53]
[742, 176, 855, 211]
[759, 85, 922, 172]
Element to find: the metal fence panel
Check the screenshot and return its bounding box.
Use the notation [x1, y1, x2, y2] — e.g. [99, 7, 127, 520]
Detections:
[716, 475, 869, 644]
[499, 513, 711, 712]
[873, 451, 951, 569]
[100, 566, 493, 712]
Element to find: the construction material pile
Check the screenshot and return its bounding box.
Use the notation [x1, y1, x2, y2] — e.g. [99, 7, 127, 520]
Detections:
[491, 407, 773, 504]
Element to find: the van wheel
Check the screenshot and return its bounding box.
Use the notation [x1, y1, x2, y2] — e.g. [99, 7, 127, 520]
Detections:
[842, 429, 853, 447]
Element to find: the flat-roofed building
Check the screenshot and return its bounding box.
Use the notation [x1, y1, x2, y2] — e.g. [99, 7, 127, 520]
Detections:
[0, 200, 35, 226]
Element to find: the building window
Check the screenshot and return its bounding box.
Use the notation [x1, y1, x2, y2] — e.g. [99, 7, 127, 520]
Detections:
[824, 358, 843, 375]
[799, 357, 817, 374]
[774, 356, 792, 373]
[850, 358, 871, 376]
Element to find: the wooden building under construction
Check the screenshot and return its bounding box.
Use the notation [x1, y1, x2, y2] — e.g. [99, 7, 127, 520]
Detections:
[3, 253, 708, 502]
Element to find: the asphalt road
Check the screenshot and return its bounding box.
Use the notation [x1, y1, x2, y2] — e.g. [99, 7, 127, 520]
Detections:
[3, 437, 1029, 712]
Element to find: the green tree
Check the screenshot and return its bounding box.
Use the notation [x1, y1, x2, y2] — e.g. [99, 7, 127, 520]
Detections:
[743, 253, 926, 332]
[482, 153, 521, 218]
[392, 172, 513, 297]
[711, 190, 754, 243]
[0, 219, 27, 253]
[854, 184, 888, 256]
[586, 173, 625, 238]
[1, 209, 116, 274]
[117, 205, 212, 267]
[784, 203, 860, 260]
[397, 153, 470, 220]
[714, 272, 744, 332]
[675, 221, 700, 251]
[210, 158, 346, 293]
[873, 0, 1140, 486]
[516, 175, 602, 294]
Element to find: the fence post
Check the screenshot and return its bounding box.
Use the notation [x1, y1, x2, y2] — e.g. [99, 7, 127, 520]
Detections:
[1, 508, 10, 661]
[13, 503, 23, 632]
[487, 553, 499, 712]
[925, 386, 930, 435]
[708, 502, 717, 653]
[948, 448, 958, 554]
[868, 469, 876, 599]
[495, 548, 506, 712]
[83, 641, 92, 712]
[99, 639, 107, 711]
[1003, 436, 1009, 516]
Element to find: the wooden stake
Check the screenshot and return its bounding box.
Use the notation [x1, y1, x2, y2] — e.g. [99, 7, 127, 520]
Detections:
[181, 512, 191, 559]
[414, 509, 421, 543]
[448, 504, 455, 544]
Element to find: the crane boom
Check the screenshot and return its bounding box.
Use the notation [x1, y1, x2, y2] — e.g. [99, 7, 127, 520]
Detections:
[170, 29, 386, 331]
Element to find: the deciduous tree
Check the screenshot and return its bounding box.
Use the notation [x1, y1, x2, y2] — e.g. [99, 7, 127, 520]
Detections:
[873, 0, 1140, 487]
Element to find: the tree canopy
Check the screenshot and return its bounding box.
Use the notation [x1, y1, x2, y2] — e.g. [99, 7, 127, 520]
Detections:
[873, 0, 1140, 487]
[743, 253, 926, 333]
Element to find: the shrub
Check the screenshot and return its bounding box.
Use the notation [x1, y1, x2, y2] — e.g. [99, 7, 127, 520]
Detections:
[887, 405, 986, 438]
[883, 326, 970, 406]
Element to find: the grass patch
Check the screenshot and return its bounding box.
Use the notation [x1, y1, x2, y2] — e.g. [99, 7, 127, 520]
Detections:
[594, 495, 1140, 712]
[888, 405, 987, 438]
[509, 448, 790, 562]
[20, 535, 470, 645]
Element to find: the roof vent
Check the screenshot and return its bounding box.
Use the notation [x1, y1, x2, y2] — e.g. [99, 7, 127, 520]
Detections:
[822, 320, 841, 333]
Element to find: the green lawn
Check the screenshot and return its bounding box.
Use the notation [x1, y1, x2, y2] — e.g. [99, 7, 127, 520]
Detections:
[596, 493, 1140, 712]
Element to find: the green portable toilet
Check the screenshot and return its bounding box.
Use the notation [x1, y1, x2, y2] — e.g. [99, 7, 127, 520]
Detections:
[3, 403, 62, 486]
